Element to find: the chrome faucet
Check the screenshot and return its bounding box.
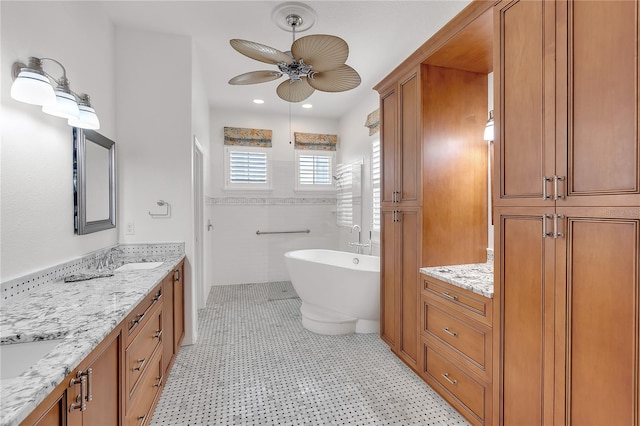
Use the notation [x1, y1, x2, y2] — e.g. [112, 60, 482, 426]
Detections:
[96, 247, 123, 271]
[348, 225, 372, 255]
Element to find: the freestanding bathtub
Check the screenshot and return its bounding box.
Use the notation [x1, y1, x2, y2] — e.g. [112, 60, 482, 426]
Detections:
[284, 249, 380, 335]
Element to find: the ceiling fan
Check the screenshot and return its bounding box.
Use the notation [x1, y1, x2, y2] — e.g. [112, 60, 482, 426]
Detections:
[228, 5, 361, 103]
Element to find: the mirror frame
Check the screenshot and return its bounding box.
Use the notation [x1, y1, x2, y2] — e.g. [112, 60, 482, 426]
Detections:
[73, 128, 116, 235]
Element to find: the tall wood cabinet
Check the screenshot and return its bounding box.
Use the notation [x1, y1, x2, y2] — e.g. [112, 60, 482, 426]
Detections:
[494, 1, 640, 424]
[378, 19, 490, 377]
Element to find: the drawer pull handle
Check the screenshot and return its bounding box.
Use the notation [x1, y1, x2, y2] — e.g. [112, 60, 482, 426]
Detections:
[152, 291, 162, 303]
[153, 375, 163, 388]
[441, 292, 457, 301]
[69, 373, 87, 411]
[442, 327, 458, 337]
[442, 373, 458, 385]
[137, 414, 147, 426]
[153, 329, 163, 340]
[133, 358, 147, 371]
[132, 312, 146, 327]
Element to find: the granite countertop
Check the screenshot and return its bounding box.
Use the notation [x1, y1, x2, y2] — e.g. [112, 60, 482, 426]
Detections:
[0, 254, 185, 426]
[420, 262, 494, 298]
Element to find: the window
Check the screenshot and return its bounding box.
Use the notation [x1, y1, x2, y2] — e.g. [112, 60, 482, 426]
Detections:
[295, 151, 335, 191]
[224, 146, 270, 190]
[335, 163, 353, 227]
[372, 137, 381, 231]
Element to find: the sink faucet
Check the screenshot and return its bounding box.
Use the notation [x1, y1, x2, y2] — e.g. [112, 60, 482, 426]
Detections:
[96, 247, 124, 271]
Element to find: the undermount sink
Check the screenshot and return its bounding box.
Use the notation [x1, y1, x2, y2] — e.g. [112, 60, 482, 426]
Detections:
[0, 339, 63, 381]
[114, 262, 163, 272]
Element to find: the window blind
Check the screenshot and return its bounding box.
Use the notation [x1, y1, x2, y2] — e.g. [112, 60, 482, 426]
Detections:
[229, 151, 268, 184]
[298, 154, 332, 185]
[372, 138, 381, 231]
[336, 163, 353, 227]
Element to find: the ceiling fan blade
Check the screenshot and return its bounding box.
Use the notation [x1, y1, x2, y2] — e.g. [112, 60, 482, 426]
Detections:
[308, 65, 361, 92]
[228, 71, 283, 85]
[276, 77, 315, 102]
[291, 34, 349, 72]
[230, 39, 292, 65]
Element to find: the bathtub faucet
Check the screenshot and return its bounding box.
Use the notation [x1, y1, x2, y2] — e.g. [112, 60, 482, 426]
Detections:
[348, 225, 372, 255]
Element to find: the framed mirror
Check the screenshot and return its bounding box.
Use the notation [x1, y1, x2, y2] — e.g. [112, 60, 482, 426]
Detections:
[73, 128, 116, 234]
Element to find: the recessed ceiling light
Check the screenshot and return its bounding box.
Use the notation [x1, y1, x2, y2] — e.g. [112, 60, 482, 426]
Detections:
[253, 99, 265, 104]
[302, 103, 313, 109]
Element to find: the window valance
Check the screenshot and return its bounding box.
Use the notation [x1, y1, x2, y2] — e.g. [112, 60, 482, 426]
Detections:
[364, 109, 380, 136]
[294, 132, 337, 151]
[224, 127, 272, 147]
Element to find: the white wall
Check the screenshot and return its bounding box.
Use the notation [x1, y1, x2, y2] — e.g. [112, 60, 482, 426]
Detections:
[337, 90, 380, 256]
[209, 108, 340, 285]
[1, 1, 117, 282]
[115, 27, 197, 344]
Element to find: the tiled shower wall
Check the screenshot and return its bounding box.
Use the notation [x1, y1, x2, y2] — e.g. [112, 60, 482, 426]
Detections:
[209, 198, 339, 285]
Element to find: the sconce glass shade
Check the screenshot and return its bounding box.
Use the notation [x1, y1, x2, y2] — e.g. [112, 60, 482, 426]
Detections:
[483, 110, 494, 141]
[42, 89, 80, 119]
[10, 69, 56, 106]
[68, 104, 100, 130]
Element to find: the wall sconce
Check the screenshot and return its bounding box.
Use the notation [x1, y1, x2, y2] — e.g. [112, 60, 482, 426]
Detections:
[11, 56, 100, 129]
[483, 109, 494, 142]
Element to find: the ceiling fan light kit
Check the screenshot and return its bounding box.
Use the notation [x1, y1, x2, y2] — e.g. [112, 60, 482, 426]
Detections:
[229, 2, 361, 103]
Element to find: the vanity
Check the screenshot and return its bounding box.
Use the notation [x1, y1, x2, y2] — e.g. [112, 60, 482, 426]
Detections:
[0, 252, 185, 426]
[419, 263, 493, 426]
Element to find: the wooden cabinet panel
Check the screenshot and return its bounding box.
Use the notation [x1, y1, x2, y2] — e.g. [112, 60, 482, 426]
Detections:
[399, 71, 420, 204]
[380, 209, 397, 347]
[496, 0, 554, 204]
[67, 330, 121, 426]
[423, 279, 492, 326]
[125, 350, 163, 426]
[496, 209, 555, 426]
[381, 88, 397, 205]
[554, 211, 640, 425]
[560, 1, 639, 202]
[424, 344, 489, 425]
[423, 303, 489, 371]
[161, 273, 174, 374]
[126, 304, 162, 399]
[399, 209, 420, 366]
[173, 265, 185, 352]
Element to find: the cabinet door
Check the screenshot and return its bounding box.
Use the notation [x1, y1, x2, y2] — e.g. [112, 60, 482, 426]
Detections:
[68, 331, 121, 426]
[556, 0, 640, 207]
[398, 71, 421, 205]
[173, 265, 185, 353]
[398, 208, 420, 368]
[380, 88, 397, 205]
[554, 208, 640, 425]
[380, 208, 398, 348]
[162, 273, 174, 374]
[494, 0, 556, 206]
[495, 208, 555, 426]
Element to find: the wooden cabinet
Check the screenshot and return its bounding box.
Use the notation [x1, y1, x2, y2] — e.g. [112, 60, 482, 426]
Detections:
[162, 261, 185, 374]
[421, 275, 493, 425]
[494, 1, 640, 424]
[495, 0, 640, 208]
[22, 329, 122, 426]
[380, 68, 421, 206]
[380, 207, 421, 369]
[21, 262, 185, 426]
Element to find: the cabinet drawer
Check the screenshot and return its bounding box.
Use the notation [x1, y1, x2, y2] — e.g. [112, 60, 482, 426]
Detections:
[424, 345, 488, 424]
[423, 302, 490, 372]
[126, 304, 162, 398]
[423, 277, 492, 326]
[127, 284, 162, 343]
[125, 349, 163, 426]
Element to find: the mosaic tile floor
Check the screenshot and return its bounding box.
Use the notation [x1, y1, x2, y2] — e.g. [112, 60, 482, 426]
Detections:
[151, 281, 469, 426]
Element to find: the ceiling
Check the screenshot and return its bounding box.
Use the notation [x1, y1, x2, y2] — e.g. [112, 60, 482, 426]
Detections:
[101, 1, 471, 119]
